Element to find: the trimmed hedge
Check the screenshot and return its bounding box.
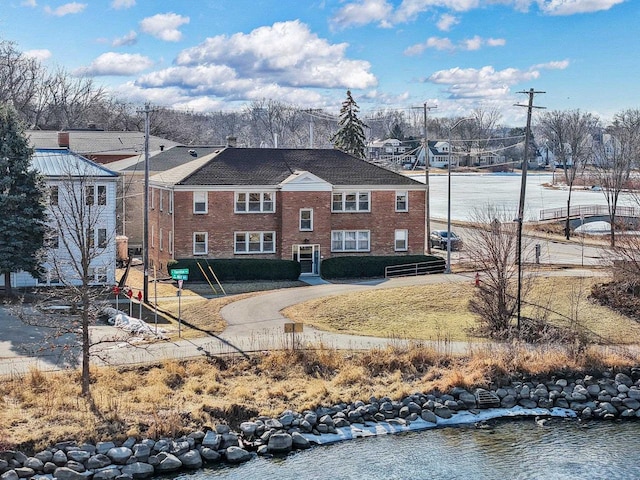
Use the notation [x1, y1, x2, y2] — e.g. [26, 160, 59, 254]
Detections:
[321, 255, 445, 279]
[169, 258, 301, 281]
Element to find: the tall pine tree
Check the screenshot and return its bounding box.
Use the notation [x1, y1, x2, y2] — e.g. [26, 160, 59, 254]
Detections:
[0, 104, 47, 296]
[331, 90, 368, 158]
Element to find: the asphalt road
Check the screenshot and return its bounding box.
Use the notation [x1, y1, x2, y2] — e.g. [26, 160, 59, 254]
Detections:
[0, 267, 610, 378]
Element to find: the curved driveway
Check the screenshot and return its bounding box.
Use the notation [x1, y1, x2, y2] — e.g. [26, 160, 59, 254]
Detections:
[0, 268, 606, 376]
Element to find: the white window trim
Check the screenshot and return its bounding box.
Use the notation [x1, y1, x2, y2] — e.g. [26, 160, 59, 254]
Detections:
[331, 230, 371, 252]
[159, 228, 164, 251]
[193, 232, 208, 255]
[159, 190, 164, 212]
[331, 191, 371, 212]
[168, 230, 173, 254]
[299, 208, 313, 231]
[395, 191, 408, 212]
[394, 229, 408, 251]
[234, 192, 275, 213]
[150, 187, 155, 210]
[151, 224, 155, 247]
[168, 192, 173, 214]
[234, 231, 276, 254]
[193, 191, 208, 214]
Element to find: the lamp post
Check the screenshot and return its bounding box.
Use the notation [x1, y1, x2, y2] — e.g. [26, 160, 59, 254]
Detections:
[446, 117, 473, 273]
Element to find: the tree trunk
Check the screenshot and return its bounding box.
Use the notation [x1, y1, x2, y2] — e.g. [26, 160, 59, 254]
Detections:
[81, 301, 91, 396]
[610, 213, 616, 248]
[3, 271, 12, 297]
[564, 194, 572, 240]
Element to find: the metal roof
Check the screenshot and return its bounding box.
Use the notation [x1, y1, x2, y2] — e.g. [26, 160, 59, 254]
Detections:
[31, 149, 118, 178]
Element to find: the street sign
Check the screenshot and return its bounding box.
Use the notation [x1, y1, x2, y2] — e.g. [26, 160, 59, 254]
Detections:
[171, 268, 189, 275]
[172, 274, 188, 281]
[284, 322, 303, 333]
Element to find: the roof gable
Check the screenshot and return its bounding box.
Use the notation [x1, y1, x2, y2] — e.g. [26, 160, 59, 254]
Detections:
[279, 170, 332, 191]
[31, 149, 118, 178]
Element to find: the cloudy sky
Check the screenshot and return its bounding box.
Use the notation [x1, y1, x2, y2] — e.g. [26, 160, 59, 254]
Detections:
[1, 0, 636, 124]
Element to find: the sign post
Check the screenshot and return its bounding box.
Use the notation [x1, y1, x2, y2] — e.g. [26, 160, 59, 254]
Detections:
[113, 285, 120, 311]
[137, 290, 143, 319]
[170, 269, 189, 338]
[126, 288, 133, 316]
[284, 322, 303, 350]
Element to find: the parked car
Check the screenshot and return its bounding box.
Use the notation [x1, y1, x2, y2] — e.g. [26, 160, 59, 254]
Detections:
[430, 230, 462, 250]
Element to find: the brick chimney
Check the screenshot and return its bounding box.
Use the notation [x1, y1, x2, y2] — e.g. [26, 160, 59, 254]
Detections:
[57, 131, 70, 148]
[226, 135, 237, 148]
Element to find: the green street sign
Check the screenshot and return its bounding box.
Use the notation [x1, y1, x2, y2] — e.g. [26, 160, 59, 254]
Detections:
[171, 268, 189, 275]
[171, 274, 188, 281]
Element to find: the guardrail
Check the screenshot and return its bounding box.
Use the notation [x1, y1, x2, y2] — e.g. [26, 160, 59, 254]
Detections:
[539, 204, 640, 221]
[384, 259, 445, 278]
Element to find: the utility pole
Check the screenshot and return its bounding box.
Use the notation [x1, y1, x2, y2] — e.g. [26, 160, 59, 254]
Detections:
[514, 88, 545, 331]
[412, 102, 437, 254]
[137, 102, 157, 304]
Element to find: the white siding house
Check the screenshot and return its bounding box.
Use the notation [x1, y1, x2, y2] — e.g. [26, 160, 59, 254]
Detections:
[0, 149, 118, 288]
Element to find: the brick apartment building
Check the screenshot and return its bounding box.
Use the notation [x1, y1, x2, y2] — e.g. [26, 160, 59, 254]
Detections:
[148, 148, 426, 276]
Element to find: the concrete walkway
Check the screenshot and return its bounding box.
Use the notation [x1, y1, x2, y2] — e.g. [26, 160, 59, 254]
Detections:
[0, 269, 607, 377]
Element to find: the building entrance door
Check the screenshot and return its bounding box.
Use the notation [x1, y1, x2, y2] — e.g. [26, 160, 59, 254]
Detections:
[293, 244, 319, 275]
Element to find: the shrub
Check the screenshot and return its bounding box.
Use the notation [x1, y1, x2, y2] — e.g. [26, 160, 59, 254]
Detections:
[170, 258, 301, 281]
[321, 255, 445, 279]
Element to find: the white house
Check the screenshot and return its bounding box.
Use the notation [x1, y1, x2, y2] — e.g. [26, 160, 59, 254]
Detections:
[0, 149, 118, 288]
[416, 141, 461, 169]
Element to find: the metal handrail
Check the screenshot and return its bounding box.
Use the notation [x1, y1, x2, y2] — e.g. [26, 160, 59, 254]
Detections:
[384, 259, 445, 278]
[539, 204, 640, 221]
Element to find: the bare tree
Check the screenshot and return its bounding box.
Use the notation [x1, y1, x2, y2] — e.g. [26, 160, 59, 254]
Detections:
[0, 40, 43, 124]
[465, 205, 534, 338]
[593, 109, 640, 247]
[470, 107, 502, 166]
[538, 110, 600, 239]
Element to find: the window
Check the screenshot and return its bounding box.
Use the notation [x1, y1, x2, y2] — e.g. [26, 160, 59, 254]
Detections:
[159, 228, 164, 251]
[159, 190, 164, 211]
[331, 230, 370, 252]
[97, 185, 107, 205]
[395, 191, 408, 212]
[332, 191, 370, 212]
[86, 228, 94, 248]
[88, 267, 107, 284]
[85, 186, 95, 205]
[150, 187, 155, 210]
[97, 228, 107, 249]
[395, 229, 408, 251]
[168, 230, 173, 254]
[151, 224, 155, 247]
[50, 186, 59, 206]
[193, 232, 208, 255]
[234, 232, 276, 254]
[300, 209, 313, 231]
[235, 192, 275, 213]
[193, 191, 207, 214]
[168, 192, 173, 214]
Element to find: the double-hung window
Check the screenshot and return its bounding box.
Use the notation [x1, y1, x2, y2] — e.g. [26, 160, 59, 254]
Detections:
[50, 185, 59, 206]
[86, 185, 107, 206]
[394, 229, 408, 251]
[97, 228, 107, 249]
[193, 191, 207, 214]
[300, 209, 313, 231]
[331, 230, 370, 252]
[235, 192, 274, 213]
[193, 232, 207, 255]
[332, 191, 370, 212]
[159, 190, 164, 211]
[395, 191, 408, 212]
[234, 232, 275, 253]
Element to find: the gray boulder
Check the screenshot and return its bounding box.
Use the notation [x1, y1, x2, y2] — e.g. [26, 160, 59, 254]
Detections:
[219, 433, 239, 450]
[87, 454, 112, 470]
[96, 443, 116, 456]
[199, 448, 221, 463]
[615, 373, 633, 387]
[65, 461, 85, 473]
[178, 450, 202, 469]
[434, 406, 452, 419]
[107, 448, 133, 465]
[500, 395, 517, 408]
[34, 451, 53, 464]
[120, 462, 155, 479]
[518, 399, 538, 409]
[52, 467, 86, 480]
[239, 422, 258, 438]
[268, 433, 293, 454]
[458, 392, 477, 409]
[421, 410, 437, 424]
[52, 450, 68, 466]
[215, 425, 231, 434]
[0, 471, 19, 480]
[132, 445, 150, 463]
[23, 457, 44, 471]
[291, 432, 310, 450]
[67, 451, 91, 464]
[13, 467, 34, 478]
[201, 431, 220, 450]
[154, 454, 182, 473]
[43, 462, 57, 474]
[93, 466, 121, 480]
[225, 447, 252, 464]
[623, 398, 640, 410]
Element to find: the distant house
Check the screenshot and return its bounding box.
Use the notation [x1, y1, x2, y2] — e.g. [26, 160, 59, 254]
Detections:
[147, 148, 426, 276]
[0, 149, 118, 288]
[367, 138, 408, 160]
[26, 128, 179, 164]
[107, 145, 226, 254]
[416, 141, 459, 169]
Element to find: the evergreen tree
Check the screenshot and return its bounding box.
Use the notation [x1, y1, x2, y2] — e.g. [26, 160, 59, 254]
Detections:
[0, 104, 47, 296]
[331, 90, 368, 158]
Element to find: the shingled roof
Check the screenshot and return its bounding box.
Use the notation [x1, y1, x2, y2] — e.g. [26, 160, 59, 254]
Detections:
[108, 145, 226, 174]
[171, 148, 422, 186]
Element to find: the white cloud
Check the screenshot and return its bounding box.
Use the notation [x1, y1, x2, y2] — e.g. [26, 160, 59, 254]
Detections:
[43, 2, 86, 16]
[21, 0, 37, 7]
[111, 0, 135, 9]
[330, 0, 393, 29]
[535, 0, 625, 15]
[405, 35, 505, 55]
[437, 13, 459, 31]
[23, 49, 52, 61]
[531, 59, 570, 70]
[113, 30, 138, 47]
[73, 52, 154, 76]
[427, 65, 540, 99]
[174, 20, 377, 89]
[140, 13, 190, 42]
